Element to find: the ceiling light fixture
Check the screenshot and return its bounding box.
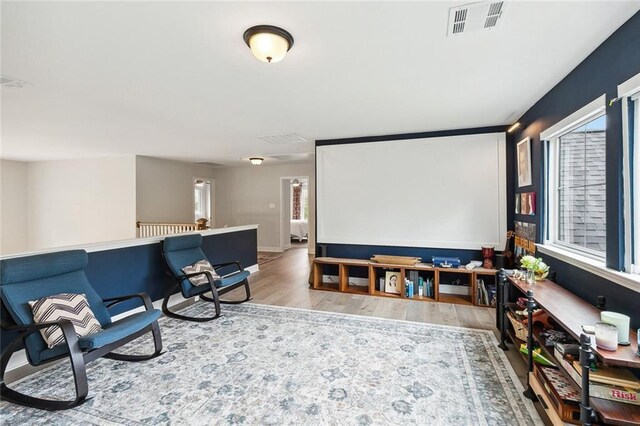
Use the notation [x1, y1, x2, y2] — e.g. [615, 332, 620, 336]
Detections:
[507, 122, 521, 133]
[243, 25, 294, 63]
[250, 157, 264, 165]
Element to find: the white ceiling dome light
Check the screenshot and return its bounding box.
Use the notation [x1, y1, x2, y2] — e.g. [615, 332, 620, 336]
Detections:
[249, 157, 264, 165]
[243, 25, 294, 63]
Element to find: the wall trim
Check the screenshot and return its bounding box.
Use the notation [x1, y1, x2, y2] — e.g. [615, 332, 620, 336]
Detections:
[0, 225, 259, 260]
[316, 125, 507, 146]
[258, 246, 283, 253]
[538, 244, 640, 294]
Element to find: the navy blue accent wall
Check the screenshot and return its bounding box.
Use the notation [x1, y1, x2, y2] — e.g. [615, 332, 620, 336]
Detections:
[511, 12, 640, 326]
[1, 229, 257, 352]
[316, 125, 509, 260]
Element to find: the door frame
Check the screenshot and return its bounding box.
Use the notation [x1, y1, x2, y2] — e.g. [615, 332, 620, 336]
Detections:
[279, 176, 309, 251]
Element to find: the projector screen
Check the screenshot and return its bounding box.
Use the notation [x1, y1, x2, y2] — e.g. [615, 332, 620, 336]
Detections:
[316, 132, 507, 250]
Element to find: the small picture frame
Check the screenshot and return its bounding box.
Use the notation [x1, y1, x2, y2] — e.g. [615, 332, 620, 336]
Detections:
[517, 137, 532, 187]
[385, 271, 401, 294]
[521, 192, 536, 215]
[515, 194, 521, 214]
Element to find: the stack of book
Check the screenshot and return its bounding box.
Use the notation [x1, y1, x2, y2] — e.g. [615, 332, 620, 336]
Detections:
[554, 347, 640, 406]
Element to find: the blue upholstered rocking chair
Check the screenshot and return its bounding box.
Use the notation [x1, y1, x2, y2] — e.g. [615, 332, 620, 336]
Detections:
[161, 234, 251, 321]
[0, 250, 163, 410]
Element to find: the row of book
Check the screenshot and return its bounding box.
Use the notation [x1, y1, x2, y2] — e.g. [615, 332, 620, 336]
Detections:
[476, 278, 496, 306]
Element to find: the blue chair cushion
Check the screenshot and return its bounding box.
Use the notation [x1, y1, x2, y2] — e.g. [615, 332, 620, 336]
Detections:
[0, 250, 113, 365]
[36, 309, 162, 364]
[184, 270, 250, 298]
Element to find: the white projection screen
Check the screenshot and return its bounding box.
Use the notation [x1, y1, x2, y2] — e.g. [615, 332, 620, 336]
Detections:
[316, 132, 507, 250]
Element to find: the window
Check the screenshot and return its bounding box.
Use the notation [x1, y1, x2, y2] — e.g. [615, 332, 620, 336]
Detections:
[548, 112, 607, 259]
[631, 93, 639, 273]
[290, 179, 309, 221]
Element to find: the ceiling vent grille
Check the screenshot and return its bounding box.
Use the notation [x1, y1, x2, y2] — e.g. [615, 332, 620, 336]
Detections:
[268, 153, 314, 161]
[0, 76, 24, 88]
[195, 161, 224, 168]
[447, 1, 505, 36]
[258, 133, 309, 145]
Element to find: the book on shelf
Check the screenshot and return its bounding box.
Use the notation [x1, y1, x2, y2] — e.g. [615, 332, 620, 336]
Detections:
[476, 278, 496, 306]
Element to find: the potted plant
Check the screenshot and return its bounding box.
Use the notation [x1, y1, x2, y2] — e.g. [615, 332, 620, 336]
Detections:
[520, 255, 549, 283]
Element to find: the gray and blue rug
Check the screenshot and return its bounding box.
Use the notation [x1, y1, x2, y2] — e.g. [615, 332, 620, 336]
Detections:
[0, 303, 541, 425]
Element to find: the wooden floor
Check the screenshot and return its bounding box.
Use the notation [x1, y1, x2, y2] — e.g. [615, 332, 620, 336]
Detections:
[227, 246, 549, 425]
[244, 247, 496, 329]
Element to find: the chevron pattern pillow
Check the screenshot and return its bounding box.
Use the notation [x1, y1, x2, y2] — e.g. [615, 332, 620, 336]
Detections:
[29, 293, 103, 348]
[181, 259, 219, 286]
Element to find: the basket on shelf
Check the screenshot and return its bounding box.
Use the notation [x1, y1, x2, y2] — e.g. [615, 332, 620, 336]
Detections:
[507, 311, 528, 341]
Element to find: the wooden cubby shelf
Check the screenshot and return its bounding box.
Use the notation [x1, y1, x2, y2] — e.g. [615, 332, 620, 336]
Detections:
[312, 257, 497, 308]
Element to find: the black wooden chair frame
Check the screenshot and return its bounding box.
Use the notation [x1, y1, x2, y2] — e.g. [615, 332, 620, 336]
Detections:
[0, 293, 163, 411]
[162, 261, 251, 322]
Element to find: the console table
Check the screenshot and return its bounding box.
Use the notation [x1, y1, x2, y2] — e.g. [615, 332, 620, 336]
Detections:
[312, 257, 497, 307]
[496, 272, 640, 425]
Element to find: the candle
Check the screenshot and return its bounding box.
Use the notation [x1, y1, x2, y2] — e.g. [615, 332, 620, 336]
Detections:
[595, 322, 618, 351]
[601, 311, 631, 345]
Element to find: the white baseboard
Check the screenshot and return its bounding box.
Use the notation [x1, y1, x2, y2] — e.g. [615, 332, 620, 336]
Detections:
[258, 246, 283, 253]
[4, 264, 260, 380]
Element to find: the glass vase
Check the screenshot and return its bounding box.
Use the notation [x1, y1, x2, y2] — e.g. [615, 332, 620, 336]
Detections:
[526, 269, 535, 285]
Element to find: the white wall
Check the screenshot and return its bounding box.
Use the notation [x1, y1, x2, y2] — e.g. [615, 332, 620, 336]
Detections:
[136, 156, 217, 224]
[0, 160, 29, 255]
[27, 156, 137, 250]
[210, 162, 315, 253]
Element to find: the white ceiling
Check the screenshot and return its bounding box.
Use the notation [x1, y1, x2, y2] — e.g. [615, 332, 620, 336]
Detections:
[2, 1, 639, 165]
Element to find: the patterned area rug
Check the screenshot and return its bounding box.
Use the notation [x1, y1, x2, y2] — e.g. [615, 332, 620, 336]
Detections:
[0, 304, 541, 425]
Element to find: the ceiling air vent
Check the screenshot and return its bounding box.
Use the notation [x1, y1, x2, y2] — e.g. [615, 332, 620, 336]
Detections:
[268, 153, 314, 161]
[195, 161, 224, 168]
[447, 1, 505, 37]
[258, 133, 309, 145]
[0, 76, 25, 88]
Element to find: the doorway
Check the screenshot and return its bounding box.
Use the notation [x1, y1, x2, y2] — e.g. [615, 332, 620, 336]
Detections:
[280, 176, 309, 251]
[193, 178, 214, 228]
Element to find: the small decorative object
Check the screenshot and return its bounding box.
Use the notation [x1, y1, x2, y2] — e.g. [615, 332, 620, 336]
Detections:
[481, 246, 494, 269]
[600, 311, 631, 346]
[515, 194, 521, 214]
[517, 137, 532, 187]
[526, 269, 535, 285]
[384, 271, 400, 294]
[371, 255, 420, 266]
[520, 255, 549, 280]
[431, 256, 460, 268]
[595, 322, 618, 351]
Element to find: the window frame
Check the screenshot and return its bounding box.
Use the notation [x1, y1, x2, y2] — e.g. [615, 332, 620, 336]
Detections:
[627, 92, 639, 274]
[545, 106, 607, 261]
[619, 72, 640, 275]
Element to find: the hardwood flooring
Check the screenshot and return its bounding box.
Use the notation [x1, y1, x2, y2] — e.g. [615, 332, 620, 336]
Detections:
[244, 247, 495, 328]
